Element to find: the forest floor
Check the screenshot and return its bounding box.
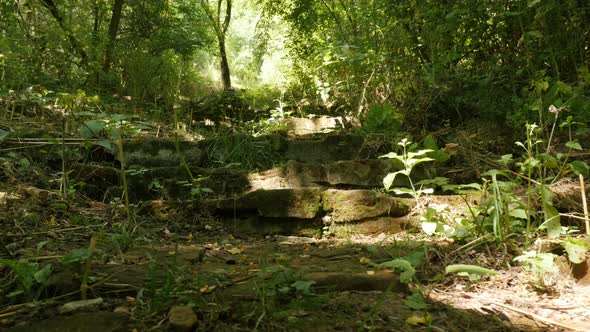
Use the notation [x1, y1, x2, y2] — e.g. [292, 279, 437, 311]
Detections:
[1, 107, 590, 331]
[1, 194, 589, 332]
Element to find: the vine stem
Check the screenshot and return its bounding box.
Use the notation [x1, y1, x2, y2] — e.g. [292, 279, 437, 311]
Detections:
[580, 174, 589, 235]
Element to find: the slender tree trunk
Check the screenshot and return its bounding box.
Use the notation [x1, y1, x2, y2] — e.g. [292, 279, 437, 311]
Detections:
[218, 36, 231, 90]
[202, 0, 232, 90]
[103, 0, 124, 73]
[41, 0, 88, 65]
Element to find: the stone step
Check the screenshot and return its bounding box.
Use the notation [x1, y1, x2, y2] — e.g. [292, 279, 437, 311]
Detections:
[283, 116, 360, 137]
[73, 156, 433, 202]
[248, 159, 432, 191]
[212, 188, 414, 222]
[114, 132, 392, 168]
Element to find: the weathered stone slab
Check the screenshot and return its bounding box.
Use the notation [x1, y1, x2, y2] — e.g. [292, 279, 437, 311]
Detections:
[329, 216, 417, 237]
[122, 137, 204, 168]
[215, 188, 322, 219]
[325, 159, 406, 187]
[248, 161, 326, 190]
[285, 134, 365, 163]
[322, 189, 413, 222]
[285, 117, 345, 136]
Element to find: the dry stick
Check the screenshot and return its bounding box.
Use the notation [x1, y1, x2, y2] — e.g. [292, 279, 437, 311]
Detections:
[580, 174, 589, 236]
[80, 234, 97, 300]
[492, 301, 583, 332]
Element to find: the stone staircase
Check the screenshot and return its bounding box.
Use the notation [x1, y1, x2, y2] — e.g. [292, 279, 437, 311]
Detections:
[78, 116, 433, 237]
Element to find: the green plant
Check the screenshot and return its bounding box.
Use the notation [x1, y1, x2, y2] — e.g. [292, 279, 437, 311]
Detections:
[252, 264, 317, 328]
[0, 259, 52, 300]
[380, 138, 435, 206]
[445, 264, 497, 282]
[78, 112, 150, 224]
[514, 251, 558, 289]
[360, 103, 403, 134]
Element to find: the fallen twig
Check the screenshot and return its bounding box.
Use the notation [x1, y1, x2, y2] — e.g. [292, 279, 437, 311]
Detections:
[492, 301, 583, 331]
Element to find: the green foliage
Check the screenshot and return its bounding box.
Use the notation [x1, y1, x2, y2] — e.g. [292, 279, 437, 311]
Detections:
[360, 104, 403, 133]
[562, 238, 590, 264]
[445, 264, 497, 282]
[403, 290, 430, 310]
[374, 259, 416, 283]
[514, 251, 558, 288]
[0, 259, 52, 300]
[380, 138, 434, 201]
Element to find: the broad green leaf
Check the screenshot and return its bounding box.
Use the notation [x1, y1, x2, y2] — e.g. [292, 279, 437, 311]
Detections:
[95, 139, 115, 153]
[422, 135, 439, 150]
[407, 149, 434, 158]
[393, 187, 415, 195]
[404, 291, 429, 310]
[0, 129, 9, 141]
[406, 157, 434, 168]
[566, 141, 583, 151]
[562, 238, 590, 264]
[509, 208, 528, 219]
[80, 120, 106, 138]
[569, 161, 589, 177]
[543, 203, 561, 238]
[380, 152, 400, 159]
[62, 248, 91, 265]
[33, 264, 52, 284]
[383, 172, 399, 190]
[442, 183, 482, 194]
[417, 177, 449, 187]
[291, 280, 315, 295]
[427, 149, 449, 162]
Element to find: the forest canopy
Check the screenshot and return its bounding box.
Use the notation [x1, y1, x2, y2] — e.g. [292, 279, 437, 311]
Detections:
[1, 0, 589, 131]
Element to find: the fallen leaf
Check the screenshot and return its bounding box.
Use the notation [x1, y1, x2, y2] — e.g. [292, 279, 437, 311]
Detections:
[199, 285, 216, 294]
[359, 257, 371, 265]
[228, 248, 242, 255]
[406, 313, 431, 326]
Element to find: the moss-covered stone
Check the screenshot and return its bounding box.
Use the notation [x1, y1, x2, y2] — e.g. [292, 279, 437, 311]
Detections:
[215, 188, 322, 219]
[121, 137, 204, 168]
[322, 189, 413, 222]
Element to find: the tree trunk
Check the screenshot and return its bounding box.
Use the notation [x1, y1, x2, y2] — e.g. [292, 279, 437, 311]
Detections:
[201, 0, 232, 90]
[218, 36, 231, 90]
[103, 0, 124, 73]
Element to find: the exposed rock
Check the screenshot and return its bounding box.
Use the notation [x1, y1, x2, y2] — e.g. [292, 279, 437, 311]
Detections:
[6, 312, 128, 332]
[285, 117, 347, 136]
[58, 298, 104, 314]
[226, 216, 322, 237]
[304, 270, 407, 293]
[122, 137, 204, 168]
[322, 189, 413, 222]
[285, 134, 364, 163]
[329, 217, 417, 237]
[325, 159, 407, 187]
[168, 306, 198, 332]
[249, 159, 427, 191]
[214, 188, 323, 219]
